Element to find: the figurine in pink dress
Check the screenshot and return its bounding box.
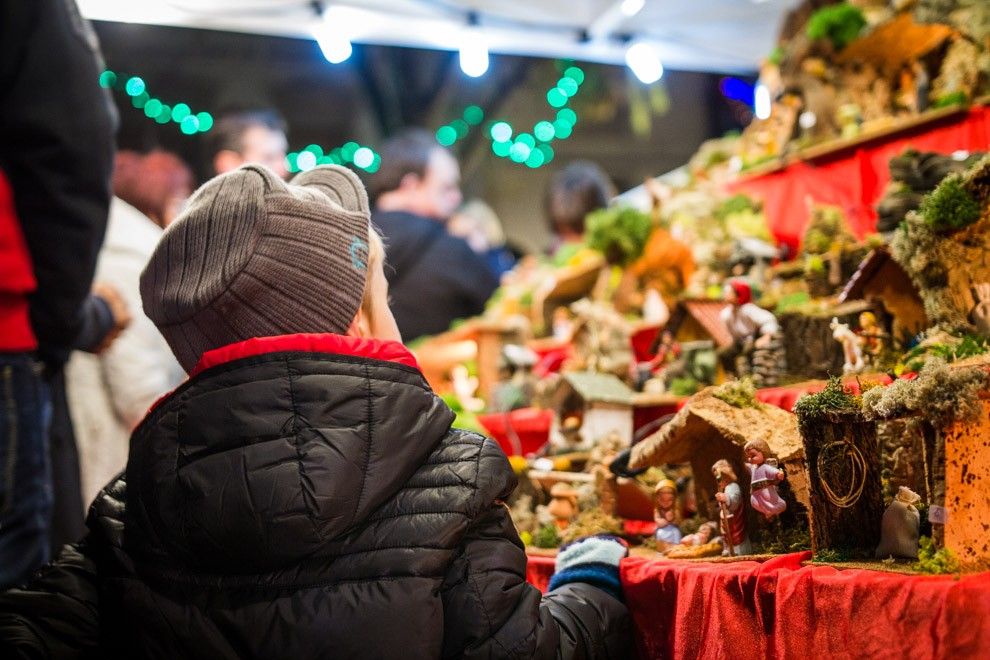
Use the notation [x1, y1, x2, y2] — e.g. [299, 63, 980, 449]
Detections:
[744, 439, 787, 519]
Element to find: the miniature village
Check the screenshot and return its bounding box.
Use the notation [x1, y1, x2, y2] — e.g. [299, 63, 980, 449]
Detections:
[413, 0, 990, 574]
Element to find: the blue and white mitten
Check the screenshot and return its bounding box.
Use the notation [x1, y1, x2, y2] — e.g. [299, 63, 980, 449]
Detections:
[548, 535, 629, 601]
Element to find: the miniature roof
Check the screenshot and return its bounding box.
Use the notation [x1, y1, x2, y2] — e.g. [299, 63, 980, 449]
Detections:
[838, 248, 904, 303]
[628, 386, 809, 506]
[557, 371, 634, 406]
[668, 299, 734, 349]
[836, 13, 955, 70]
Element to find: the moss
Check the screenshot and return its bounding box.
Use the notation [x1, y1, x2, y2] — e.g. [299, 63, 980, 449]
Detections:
[794, 377, 862, 431]
[901, 334, 989, 372]
[932, 91, 969, 109]
[889, 159, 990, 333]
[767, 45, 785, 66]
[532, 523, 562, 549]
[807, 3, 867, 50]
[585, 206, 654, 266]
[712, 378, 763, 409]
[862, 358, 989, 427]
[560, 510, 623, 544]
[919, 175, 981, 232]
[758, 524, 811, 554]
[803, 254, 826, 276]
[714, 194, 757, 222]
[813, 547, 856, 563]
[670, 376, 701, 396]
[913, 536, 960, 575]
[802, 204, 856, 255]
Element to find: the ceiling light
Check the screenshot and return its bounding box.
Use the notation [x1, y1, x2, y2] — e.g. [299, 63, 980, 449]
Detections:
[625, 42, 663, 84]
[314, 6, 352, 64]
[459, 21, 489, 77]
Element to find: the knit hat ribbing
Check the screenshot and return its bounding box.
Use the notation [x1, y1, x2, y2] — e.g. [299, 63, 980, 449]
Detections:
[140, 164, 371, 372]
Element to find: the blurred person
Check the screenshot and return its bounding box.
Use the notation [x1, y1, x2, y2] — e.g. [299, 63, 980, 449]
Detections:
[65, 150, 192, 507]
[210, 109, 289, 178]
[0, 0, 120, 587]
[369, 129, 498, 340]
[545, 160, 615, 261]
[448, 199, 519, 279]
[0, 164, 630, 658]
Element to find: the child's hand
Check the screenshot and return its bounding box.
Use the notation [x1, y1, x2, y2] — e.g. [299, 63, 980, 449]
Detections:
[715, 492, 727, 503]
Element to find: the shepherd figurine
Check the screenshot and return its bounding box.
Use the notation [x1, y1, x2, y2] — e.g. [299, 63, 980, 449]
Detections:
[830, 317, 864, 373]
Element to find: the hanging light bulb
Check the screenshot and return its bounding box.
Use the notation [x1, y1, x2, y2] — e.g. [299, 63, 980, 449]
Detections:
[754, 83, 772, 120]
[625, 42, 663, 84]
[314, 6, 352, 64]
[459, 14, 489, 77]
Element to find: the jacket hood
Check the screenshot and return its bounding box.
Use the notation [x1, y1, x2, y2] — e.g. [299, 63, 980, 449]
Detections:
[126, 334, 455, 575]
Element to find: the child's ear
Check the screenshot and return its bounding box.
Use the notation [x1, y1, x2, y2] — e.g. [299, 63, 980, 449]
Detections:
[347, 309, 369, 338]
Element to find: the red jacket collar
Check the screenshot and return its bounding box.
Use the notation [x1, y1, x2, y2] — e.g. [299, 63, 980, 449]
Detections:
[189, 333, 420, 378]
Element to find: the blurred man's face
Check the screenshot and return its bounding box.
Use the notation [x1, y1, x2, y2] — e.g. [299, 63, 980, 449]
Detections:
[416, 149, 462, 221]
[240, 125, 289, 178]
[214, 125, 288, 178]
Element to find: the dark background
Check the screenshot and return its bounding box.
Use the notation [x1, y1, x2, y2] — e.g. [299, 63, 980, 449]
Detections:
[94, 21, 754, 252]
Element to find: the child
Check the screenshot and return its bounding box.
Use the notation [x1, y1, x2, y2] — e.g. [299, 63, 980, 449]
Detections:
[0, 165, 630, 658]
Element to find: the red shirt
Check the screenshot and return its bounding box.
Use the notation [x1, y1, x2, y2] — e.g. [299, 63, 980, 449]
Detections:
[0, 170, 37, 351]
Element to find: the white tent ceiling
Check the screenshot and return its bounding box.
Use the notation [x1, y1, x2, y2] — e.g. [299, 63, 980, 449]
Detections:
[77, 0, 799, 74]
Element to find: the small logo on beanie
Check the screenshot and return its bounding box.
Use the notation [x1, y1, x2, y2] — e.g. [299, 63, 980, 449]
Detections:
[349, 236, 368, 271]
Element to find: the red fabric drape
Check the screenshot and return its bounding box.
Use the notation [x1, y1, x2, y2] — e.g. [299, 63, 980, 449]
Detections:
[526, 554, 555, 593]
[620, 552, 990, 660]
[730, 107, 990, 255]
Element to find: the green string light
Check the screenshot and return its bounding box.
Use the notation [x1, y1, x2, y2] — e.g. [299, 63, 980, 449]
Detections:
[534, 121, 555, 142]
[489, 62, 585, 168]
[101, 69, 213, 135]
[557, 77, 579, 97]
[285, 140, 380, 175]
[125, 76, 146, 97]
[435, 107, 485, 148]
[436, 125, 457, 146]
[546, 88, 568, 108]
[563, 66, 585, 85]
[463, 105, 484, 125]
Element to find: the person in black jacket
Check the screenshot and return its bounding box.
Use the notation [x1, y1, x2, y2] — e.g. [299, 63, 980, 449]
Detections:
[0, 163, 630, 658]
[0, 0, 121, 587]
[369, 129, 499, 341]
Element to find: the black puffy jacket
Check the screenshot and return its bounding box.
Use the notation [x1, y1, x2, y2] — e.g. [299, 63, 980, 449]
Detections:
[0, 335, 629, 658]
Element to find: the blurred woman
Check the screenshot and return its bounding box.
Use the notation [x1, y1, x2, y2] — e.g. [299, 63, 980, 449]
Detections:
[544, 160, 615, 262]
[65, 150, 193, 506]
[448, 199, 518, 279]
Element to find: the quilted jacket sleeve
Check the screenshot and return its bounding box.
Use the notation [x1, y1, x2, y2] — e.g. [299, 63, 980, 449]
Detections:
[440, 440, 630, 659]
[0, 541, 102, 659]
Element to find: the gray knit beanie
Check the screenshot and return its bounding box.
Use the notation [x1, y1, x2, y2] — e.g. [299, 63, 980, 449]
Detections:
[140, 164, 371, 372]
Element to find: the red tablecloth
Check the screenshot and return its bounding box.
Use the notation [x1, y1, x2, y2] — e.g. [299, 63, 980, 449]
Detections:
[730, 106, 990, 255]
[527, 552, 990, 658]
[620, 552, 990, 660]
[526, 554, 555, 593]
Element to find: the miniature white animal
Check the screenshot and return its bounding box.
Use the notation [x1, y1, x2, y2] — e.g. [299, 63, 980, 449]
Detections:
[831, 317, 864, 373]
